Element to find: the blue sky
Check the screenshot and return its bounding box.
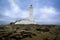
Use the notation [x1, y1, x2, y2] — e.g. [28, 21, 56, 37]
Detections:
[0, 0, 60, 24]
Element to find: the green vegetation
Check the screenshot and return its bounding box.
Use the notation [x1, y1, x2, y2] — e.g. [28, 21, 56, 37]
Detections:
[0, 24, 60, 40]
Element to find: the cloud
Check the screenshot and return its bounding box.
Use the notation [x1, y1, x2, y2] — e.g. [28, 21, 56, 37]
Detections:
[8, 0, 21, 13]
[39, 6, 57, 19]
[34, 6, 59, 24]
[39, 6, 56, 14]
[0, 0, 60, 24]
[1, 0, 29, 22]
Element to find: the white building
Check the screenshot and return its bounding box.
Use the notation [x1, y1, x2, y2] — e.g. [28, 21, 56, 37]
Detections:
[15, 5, 36, 24]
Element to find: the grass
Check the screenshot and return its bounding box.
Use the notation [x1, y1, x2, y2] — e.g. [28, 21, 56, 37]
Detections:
[0, 24, 60, 40]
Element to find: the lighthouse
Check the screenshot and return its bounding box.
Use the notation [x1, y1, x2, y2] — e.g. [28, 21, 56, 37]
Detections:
[29, 5, 33, 21]
[15, 5, 36, 24]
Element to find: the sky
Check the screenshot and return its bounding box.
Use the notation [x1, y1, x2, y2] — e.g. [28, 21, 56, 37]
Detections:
[0, 0, 60, 24]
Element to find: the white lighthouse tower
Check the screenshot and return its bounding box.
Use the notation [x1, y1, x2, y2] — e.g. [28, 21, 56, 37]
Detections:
[15, 5, 36, 24]
[29, 5, 33, 21]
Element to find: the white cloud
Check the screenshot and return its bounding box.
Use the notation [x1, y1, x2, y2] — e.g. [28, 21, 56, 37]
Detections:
[39, 6, 56, 15]
[8, 0, 21, 13]
[4, 10, 11, 17]
[4, 0, 29, 19]
[2, 0, 59, 24]
[34, 6, 58, 24]
[21, 11, 29, 18]
[39, 6, 56, 19]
